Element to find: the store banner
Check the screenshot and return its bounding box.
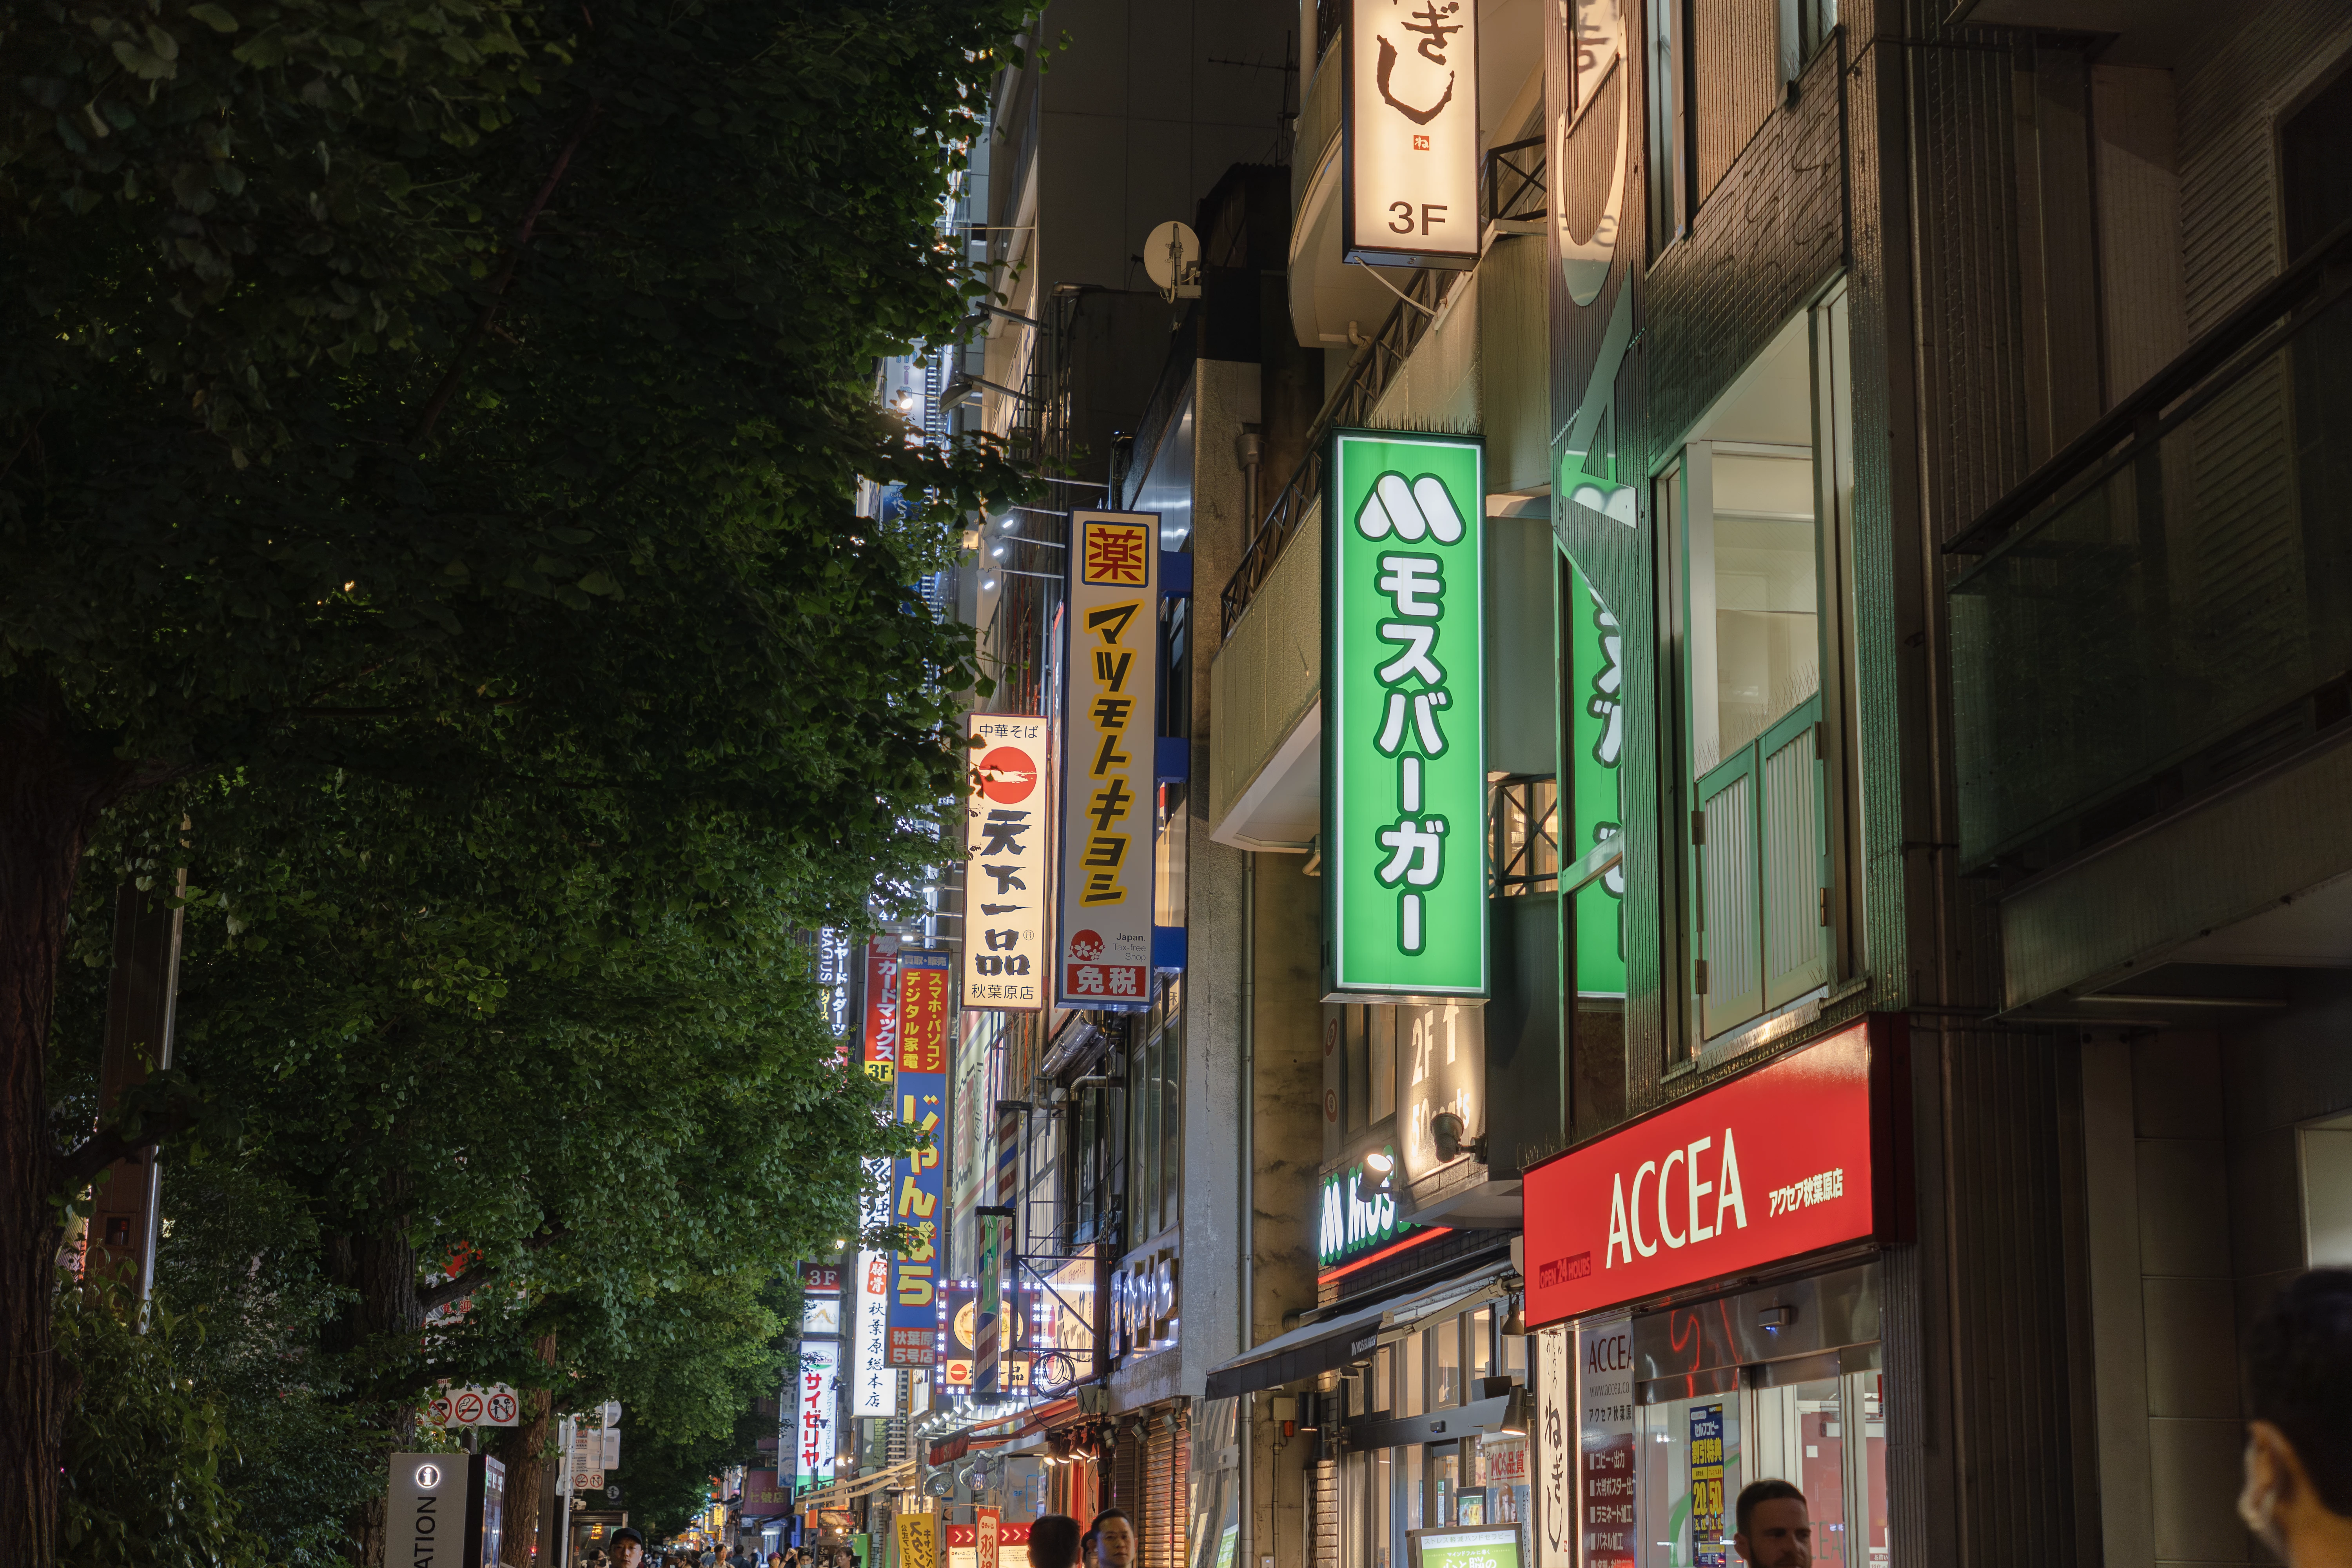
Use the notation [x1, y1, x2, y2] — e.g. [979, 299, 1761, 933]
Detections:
[964, 715, 1052, 1011]
[1343, 0, 1482, 269]
[852, 1154, 897, 1416]
[931, 1279, 1041, 1391]
[817, 929, 857, 1055]
[1055, 512, 1159, 1009]
[976, 1507, 1000, 1568]
[1534, 1326, 1572, 1568]
[1576, 1318, 1634, 1568]
[793, 1339, 840, 1487]
[1521, 1018, 1902, 1326]
[887, 958, 948, 1366]
[861, 947, 902, 1081]
[1325, 430, 1487, 998]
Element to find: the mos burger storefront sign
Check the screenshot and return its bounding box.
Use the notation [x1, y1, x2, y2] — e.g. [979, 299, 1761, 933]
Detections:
[1521, 1018, 1908, 1328]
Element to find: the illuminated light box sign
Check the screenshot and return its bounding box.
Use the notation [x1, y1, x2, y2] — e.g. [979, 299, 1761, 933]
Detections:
[1325, 430, 1487, 998]
[1520, 1018, 1909, 1327]
[928, 1280, 1047, 1390]
[792, 1338, 840, 1486]
[1055, 512, 1161, 1010]
[1343, 0, 1482, 269]
[962, 715, 1051, 1011]
[1315, 1147, 1428, 1276]
[889, 962, 948, 1367]
[1409, 1525, 1522, 1568]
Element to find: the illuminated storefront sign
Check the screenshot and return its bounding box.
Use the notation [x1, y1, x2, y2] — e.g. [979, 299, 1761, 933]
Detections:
[1325, 430, 1487, 998]
[1055, 512, 1161, 1009]
[1315, 1146, 1421, 1274]
[1522, 1018, 1905, 1327]
[1343, 0, 1482, 269]
[1566, 561, 1625, 995]
[962, 715, 1050, 1010]
[817, 929, 855, 1052]
[861, 947, 901, 1081]
[851, 1154, 896, 1416]
[793, 1338, 840, 1486]
[889, 953, 949, 1366]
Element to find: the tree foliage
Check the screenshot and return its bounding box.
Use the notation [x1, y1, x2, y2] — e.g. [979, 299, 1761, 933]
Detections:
[4, 0, 1032, 1556]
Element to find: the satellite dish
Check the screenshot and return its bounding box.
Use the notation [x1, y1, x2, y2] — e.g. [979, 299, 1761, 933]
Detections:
[1144, 221, 1203, 302]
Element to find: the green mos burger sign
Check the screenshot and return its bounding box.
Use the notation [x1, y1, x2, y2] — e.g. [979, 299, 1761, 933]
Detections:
[1324, 430, 1487, 999]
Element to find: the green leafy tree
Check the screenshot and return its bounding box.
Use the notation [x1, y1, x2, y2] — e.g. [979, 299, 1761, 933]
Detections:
[2, 0, 1030, 1555]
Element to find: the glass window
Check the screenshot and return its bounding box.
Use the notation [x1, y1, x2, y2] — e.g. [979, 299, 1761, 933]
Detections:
[1402, 1333, 1426, 1418]
[1749, 1378, 1844, 1568]
[1636, 1391, 1741, 1568]
[1431, 1444, 1460, 1529]
[1503, 1328, 1528, 1385]
[1375, 1446, 1395, 1568]
[1401, 1444, 1427, 1542]
[1376, 1344, 1396, 1416]
[1664, 304, 1846, 1046]
[1432, 1319, 1463, 1408]
[1470, 1307, 1494, 1388]
[1646, 0, 1686, 250]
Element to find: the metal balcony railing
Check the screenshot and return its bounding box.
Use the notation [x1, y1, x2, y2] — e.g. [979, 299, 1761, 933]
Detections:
[1946, 219, 2352, 868]
[1224, 142, 1550, 635]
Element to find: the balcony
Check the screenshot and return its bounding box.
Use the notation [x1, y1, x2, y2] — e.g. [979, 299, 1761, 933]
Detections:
[1947, 222, 2352, 875]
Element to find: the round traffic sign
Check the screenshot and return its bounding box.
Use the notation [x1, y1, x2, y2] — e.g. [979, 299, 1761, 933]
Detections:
[428, 1397, 455, 1425]
[453, 1390, 485, 1424]
[487, 1391, 518, 1423]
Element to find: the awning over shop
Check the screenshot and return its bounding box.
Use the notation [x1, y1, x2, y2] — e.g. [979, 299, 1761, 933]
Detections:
[1203, 1261, 1512, 1400]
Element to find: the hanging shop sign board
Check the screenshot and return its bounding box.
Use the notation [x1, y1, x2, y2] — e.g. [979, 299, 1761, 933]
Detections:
[1055, 512, 1160, 1009]
[862, 947, 901, 1082]
[930, 1279, 1042, 1390]
[1325, 430, 1487, 998]
[793, 1339, 840, 1486]
[889, 955, 949, 1367]
[964, 715, 1052, 1010]
[743, 1470, 794, 1519]
[817, 929, 856, 1054]
[852, 1151, 897, 1415]
[1521, 1018, 1909, 1327]
[1343, 0, 1482, 269]
[897, 1512, 942, 1568]
[1565, 561, 1626, 996]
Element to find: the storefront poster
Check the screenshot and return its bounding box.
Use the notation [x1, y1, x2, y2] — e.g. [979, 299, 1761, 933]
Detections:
[862, 948, 902, 1081]
[1577, 1317, 1635, 1568]
[976, 1507, 1000, 1568]
[1523, 1019, 1893, 1326]
[1690, 1403, 1727, 1568]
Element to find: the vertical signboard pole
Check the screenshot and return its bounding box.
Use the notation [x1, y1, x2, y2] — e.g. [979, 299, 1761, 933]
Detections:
[1056, 512, 1160, 1011]
[1324, 430, 1488, 999]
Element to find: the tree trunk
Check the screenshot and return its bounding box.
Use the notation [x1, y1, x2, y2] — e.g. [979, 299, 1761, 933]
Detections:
[331, 1217, 424, 1568]
[0, 679, 138, 1564]
[497, 1333, 559, 1566]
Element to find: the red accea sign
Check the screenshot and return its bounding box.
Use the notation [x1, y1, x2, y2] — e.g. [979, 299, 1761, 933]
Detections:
[1521, 1017, 1908, 1328]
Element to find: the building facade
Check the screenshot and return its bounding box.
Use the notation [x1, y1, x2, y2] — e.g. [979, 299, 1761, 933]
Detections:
[811, 5, 2352, 1568]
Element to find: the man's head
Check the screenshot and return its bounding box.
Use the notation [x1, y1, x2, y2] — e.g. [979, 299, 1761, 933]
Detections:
[1031, 1515, 1084, 1568]
[613, 1526, 647, 1568]
[2243, 1268, 2352, 1566]
[1089, 1510, 1136, 1568]
[1733, 1480, 1810, 1568]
